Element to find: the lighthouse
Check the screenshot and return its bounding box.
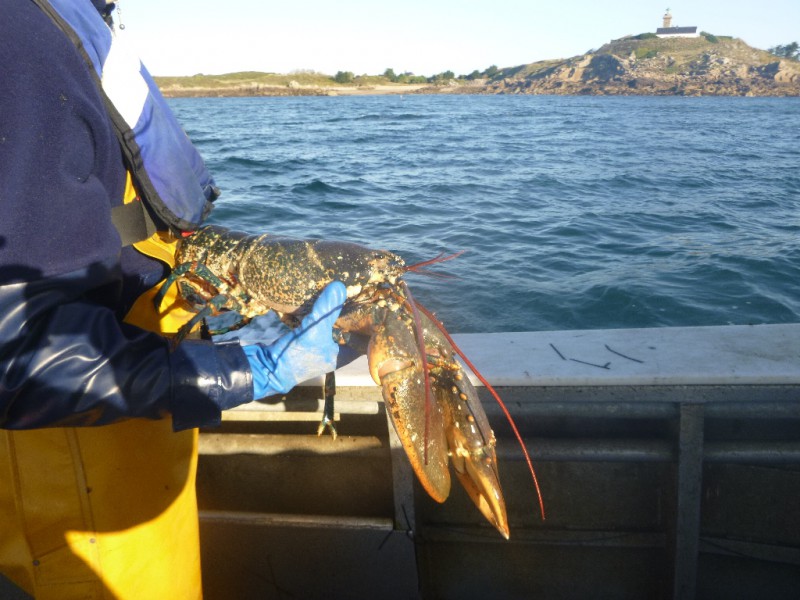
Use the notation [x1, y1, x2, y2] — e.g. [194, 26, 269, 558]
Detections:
[656, 9, 699, 38]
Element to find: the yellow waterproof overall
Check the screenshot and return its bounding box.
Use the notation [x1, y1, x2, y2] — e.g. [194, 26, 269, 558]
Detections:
[0, 178, 204, 599]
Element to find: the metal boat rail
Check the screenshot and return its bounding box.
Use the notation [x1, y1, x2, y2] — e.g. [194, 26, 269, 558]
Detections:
[198, 323, 800, 599]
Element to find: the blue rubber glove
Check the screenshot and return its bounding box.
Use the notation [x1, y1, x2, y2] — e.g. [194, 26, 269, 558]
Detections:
[243, 281, 347, 399]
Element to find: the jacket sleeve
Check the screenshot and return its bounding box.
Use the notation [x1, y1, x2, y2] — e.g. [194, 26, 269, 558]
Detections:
[0, 0, 253, 430]
[0, 264, 253, 430]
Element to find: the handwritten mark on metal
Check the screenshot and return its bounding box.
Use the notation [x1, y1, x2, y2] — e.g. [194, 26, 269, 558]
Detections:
[549, 342, 645, 370]
[550, 343, 567, 360]
[604, 344, 645, 364]
[569, 358, 611, 370]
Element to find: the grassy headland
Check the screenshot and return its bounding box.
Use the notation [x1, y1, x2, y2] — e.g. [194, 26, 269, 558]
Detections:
[154, 35, 800, 97]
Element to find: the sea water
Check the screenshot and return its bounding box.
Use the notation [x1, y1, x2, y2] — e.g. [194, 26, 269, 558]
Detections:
[169, 95, 800, 334]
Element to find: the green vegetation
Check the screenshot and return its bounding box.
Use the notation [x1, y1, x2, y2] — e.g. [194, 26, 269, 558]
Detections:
[430, 70, 455, 82]
[701, 31, 719, 43]
[495, 59, 563, 80]
[635, 48, 658, 59]
[633, 32, 658, 40]
[153, 59, 549, 97]
[155, 70, 337, 89]
[334, 71, 354, 84]
[595, 35, 775, 70]
[769, 41, 800, 60]
[398, 73, 428, 84]
[383, 68, 428, 84]
[350, 74, 393, 85]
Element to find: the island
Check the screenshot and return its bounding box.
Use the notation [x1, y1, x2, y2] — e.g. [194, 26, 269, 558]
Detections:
[154, 11, 800, 98]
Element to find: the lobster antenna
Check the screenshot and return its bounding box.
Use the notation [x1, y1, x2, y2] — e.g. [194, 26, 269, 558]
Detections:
[405, 251, 465, 279]
[415, 303, 546, 521]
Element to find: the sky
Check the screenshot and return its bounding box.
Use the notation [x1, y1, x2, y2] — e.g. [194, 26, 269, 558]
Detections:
[117, 0, 800, 77]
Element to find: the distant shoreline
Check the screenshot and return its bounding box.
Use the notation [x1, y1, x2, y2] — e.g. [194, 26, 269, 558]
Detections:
[156, 83, 471, 98]
[155, 37, 800, 99]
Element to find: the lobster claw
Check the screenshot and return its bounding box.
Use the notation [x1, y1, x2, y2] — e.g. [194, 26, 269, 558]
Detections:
[339, 295, 514, 538]
[367, 308, 451, 503]
[450, 432, 508, 539]
[437, 373, 510, 539]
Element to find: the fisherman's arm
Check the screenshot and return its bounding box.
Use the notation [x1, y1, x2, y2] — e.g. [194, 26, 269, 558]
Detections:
[0, 1, 252, 430]
[0, 270, 253, 430]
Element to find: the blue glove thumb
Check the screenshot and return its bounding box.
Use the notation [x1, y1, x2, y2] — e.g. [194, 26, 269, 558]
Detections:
[243, 281, 347, 399]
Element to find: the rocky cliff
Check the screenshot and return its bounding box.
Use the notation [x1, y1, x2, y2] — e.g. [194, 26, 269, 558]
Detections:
[484, 36, 800, 96]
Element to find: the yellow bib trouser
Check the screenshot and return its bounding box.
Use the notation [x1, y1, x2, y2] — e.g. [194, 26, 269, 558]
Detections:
[0, 422, 200, 599]
[0, 195, 206, 598]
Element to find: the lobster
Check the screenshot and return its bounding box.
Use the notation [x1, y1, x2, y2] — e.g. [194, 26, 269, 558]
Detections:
[154, 225, 544, 538]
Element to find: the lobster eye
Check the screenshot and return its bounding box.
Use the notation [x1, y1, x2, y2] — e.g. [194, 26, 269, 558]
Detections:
[370, 250, 405, 273]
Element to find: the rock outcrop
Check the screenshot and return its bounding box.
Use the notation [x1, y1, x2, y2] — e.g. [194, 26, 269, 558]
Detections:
[483, 36, 800, 96]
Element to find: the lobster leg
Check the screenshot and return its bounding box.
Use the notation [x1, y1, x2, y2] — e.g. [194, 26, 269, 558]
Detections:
[171, 291, 246, 344]
[317, 371, 338, 439]
[154, 259, 221, 310]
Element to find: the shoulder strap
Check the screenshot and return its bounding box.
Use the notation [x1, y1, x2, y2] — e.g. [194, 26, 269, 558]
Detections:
[111, 200, 157, 247]
[32, 0, 218, 234]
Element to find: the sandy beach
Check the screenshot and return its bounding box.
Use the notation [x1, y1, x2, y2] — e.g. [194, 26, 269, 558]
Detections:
[321, 83, 431, 95]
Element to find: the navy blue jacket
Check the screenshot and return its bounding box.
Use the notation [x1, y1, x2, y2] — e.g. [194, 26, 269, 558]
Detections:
[0, 0, 252, 430]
